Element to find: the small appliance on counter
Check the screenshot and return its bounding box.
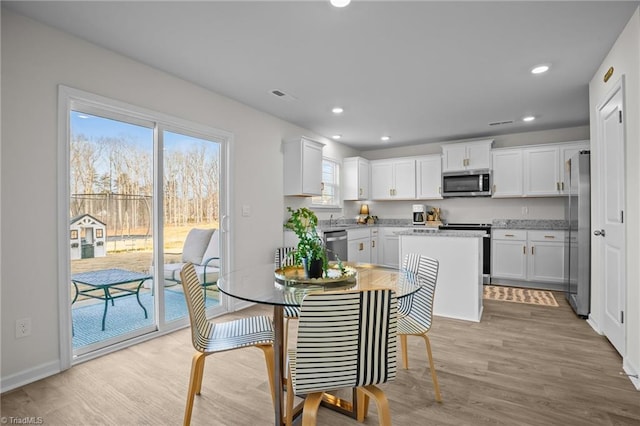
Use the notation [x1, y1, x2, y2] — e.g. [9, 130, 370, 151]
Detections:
[412, 204, 426, 225]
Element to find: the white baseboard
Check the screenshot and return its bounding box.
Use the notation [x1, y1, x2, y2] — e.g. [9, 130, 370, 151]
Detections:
[622, 359, 640, 390]
[586, 315, 602, 334]
[1, 360, 61, 394]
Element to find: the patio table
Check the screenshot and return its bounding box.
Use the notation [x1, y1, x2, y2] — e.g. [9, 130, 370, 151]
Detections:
[71, 268, 151, 330]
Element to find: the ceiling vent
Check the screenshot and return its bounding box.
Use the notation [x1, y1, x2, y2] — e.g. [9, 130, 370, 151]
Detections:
[270, 89, 297, 102]
[488, 120, 514, 126]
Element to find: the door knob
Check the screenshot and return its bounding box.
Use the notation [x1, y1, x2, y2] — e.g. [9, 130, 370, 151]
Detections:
[593, 229, 606, 236]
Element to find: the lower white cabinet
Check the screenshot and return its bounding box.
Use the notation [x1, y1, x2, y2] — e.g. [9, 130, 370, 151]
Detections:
[492, 229, 565, 288]
[370, 228, 379, 264]
[380, 227, 403, 268]
[347, 228, 372, 264]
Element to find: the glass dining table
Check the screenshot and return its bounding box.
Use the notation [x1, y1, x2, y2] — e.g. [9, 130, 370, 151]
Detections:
[216, 262, 423, 426]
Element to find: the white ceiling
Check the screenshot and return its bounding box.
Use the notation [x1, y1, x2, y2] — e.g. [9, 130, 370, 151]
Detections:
[5, 1, 639, 150]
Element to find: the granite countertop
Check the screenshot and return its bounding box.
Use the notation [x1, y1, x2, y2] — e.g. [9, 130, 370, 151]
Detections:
[395, 229, 487, 238]
[492, 219, 568, 230]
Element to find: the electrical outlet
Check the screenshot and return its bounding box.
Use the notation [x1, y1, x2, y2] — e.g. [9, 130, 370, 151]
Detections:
[521, 206, 529, 216]
[16, 317, 31, 338]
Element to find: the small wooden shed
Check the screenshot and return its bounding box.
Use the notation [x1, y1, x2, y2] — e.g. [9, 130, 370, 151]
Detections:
[70, 214, 106, 260]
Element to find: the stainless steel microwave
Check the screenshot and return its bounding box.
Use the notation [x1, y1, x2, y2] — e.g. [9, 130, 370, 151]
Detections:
[442, 169, 492, 197]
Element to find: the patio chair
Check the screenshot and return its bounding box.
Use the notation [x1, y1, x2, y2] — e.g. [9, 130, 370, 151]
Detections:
[180, 263, 275, 426]
[164, 228, 220, 292]
[285, 288, 398, 426]
[399, 253, 442, 402]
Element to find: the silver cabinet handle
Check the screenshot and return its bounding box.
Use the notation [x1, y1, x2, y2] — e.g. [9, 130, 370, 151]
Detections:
[594, 229, 606, 237]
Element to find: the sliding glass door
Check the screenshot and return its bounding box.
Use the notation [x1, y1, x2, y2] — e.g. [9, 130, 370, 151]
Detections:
[65, 90, 229, 358]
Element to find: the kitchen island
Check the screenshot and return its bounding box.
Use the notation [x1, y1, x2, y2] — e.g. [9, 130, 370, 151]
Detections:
[398, 229, 484, 322]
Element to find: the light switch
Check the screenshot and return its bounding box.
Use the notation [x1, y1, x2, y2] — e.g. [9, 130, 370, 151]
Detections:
[242, 204, 251, 217]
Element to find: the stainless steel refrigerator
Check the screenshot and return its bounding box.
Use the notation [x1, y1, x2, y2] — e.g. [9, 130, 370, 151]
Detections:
[565, 151, 591, 318]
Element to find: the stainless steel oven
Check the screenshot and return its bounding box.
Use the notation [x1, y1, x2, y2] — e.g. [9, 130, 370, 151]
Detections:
[439, 223, 492, 283]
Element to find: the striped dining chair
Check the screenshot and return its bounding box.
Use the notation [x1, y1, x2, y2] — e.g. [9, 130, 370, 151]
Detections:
[180, 263, 276, 426]
[285, 289, 398, 426]
[275, 247, 300, 352]
[399, 253, 442, 402]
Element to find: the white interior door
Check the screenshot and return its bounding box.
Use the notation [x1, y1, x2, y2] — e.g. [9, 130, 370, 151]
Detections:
[597, 81, 626, 355]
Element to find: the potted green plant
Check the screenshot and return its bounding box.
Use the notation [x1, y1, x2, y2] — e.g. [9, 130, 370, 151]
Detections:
[284, 206, 328, 278]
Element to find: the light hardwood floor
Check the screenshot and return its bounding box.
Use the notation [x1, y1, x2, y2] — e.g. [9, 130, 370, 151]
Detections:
[2, 292, 639, 425]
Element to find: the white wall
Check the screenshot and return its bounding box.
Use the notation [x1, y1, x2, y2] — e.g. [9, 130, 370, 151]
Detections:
[589, 8, 640, 389]
[0, 9, 358, 389]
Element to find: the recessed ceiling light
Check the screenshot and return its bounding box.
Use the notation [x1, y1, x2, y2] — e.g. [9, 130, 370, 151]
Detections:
[381, 136, 390, 141]
[523, 116, 536, 122]
[332, 107, 344, 114]
[77, 114, 89, 119]
[330, 0, 351, 7]
[531, 65, 550, 74]
[332, 134, 342, 140]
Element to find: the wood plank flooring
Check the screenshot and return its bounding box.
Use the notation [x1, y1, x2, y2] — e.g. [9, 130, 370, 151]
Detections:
[2, 292, 639, 425]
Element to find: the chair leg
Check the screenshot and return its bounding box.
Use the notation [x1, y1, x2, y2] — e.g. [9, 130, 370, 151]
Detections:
[422, 334, 442, 402]
[359, 385, 392, 426]
[184, 352, 206, 426]
[285, 361, 294, 426]
[193, 352, 207, 395]
[258, 344, 276, 409]
[400, 334, 409, 369]
[301, 392, 324, 426]
[356, 387, 370, 422]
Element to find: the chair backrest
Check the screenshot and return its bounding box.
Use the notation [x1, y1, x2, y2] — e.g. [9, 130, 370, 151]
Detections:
[180, 262, 213, 352]
[275, 246, 296, 269]
[182, 228, 215, 265]
[291, 289, 397, 394]
[400, 253, 439, 330]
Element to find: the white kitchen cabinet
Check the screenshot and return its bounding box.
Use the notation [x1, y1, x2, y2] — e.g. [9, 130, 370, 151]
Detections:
[491, 148, 523, 198]
[347, 228, 371, 263]
[523, 146, 561, 196]
[492, 229, 565, 288]
[492, 230, 527, 279]
[380, 227, 404, 268]
[492, 141, 589, 198]
[370, 158, 416, 200]
[441, 139, 493, 172]
[370, 228, 379, 264]
[283, 136, 324, 196]
[527, 230, 565, 283]
[416, 155, 443, 199]
[343, 156, 369, 200]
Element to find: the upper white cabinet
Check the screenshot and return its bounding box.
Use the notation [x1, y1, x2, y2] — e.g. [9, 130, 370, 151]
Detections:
[416, 155, 443, 199]
[492, 140, 589, 198]
[523, 146, 561, 196]
[442, 139, 493, 172]
[283, 136, 324, 196]
[370, 158, 416, 200]
[343, 156, 370, 200]
[491, 148, 523, 197]
[523, 141, 589, 196]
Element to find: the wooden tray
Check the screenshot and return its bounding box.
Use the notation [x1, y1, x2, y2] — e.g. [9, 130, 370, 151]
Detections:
[274, 265, 357, 288]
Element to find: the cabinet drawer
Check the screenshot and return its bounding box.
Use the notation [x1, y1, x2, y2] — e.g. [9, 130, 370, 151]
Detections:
[492, 229, 527, 240]
[347, 228, 370, 240]
[527, 230, 565, 242]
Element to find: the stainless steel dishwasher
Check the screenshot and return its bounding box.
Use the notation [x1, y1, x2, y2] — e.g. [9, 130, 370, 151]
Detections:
[323, 229, 348, 262]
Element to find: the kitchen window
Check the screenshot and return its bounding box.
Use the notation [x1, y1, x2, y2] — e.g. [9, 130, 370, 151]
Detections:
[312, 158, 340, 208]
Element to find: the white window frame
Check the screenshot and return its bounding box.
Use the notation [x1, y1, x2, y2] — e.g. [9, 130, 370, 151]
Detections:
[311, 157, 341, 208]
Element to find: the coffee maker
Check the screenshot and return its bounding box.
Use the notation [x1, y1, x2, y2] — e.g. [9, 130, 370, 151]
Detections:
[412, 204, 427, 225]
